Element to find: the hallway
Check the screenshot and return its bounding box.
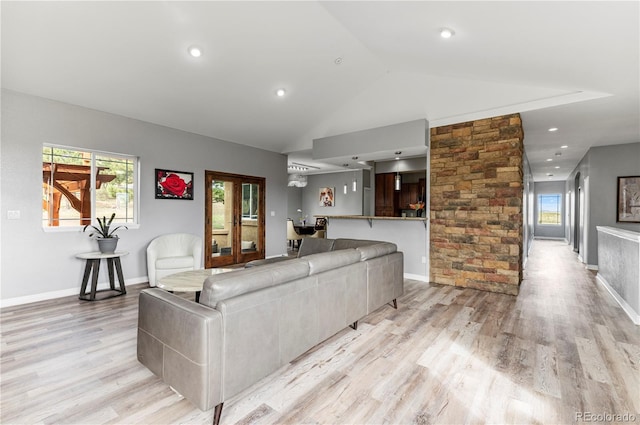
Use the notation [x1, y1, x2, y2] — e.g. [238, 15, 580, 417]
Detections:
[1, 240, 638, 424]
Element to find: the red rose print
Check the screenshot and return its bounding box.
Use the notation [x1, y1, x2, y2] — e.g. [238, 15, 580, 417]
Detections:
[160, 173, 187, 197]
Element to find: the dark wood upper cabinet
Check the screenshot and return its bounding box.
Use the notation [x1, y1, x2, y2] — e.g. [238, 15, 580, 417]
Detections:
[375, 173, 426, 216]
[375, 173, 398, 217]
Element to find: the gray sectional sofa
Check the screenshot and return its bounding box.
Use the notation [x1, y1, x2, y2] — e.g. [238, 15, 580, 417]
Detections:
[137, 238, 403, 425]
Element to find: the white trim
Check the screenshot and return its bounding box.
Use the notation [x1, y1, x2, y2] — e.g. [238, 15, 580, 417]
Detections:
[586, 264, 599, 271]
[533, 236, 565, 240]
[0, 276, 148, 309]
[596, 274, 640, 325]
[404, 273, 428, 282]
[596, 226, 640, 243]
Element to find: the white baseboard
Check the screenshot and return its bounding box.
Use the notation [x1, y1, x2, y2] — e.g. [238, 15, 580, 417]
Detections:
[586, 264, 599, 271]
[1, 276, 149, 309]
[596, 274, 640, 325]
[534, 236, 565, 240]
[404, 273, 428, 282]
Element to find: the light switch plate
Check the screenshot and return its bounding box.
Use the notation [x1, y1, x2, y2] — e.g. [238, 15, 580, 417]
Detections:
[7, 210, 21, 220]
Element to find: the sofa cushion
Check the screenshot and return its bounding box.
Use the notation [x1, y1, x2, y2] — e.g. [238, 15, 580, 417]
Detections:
[297, 237, 335, 257]
[199, 259, 310, 307]
[333, 238, 385, 250]
[241, 240, 255, 250]
[244, 256, 293, 268]
[304, 249, 361, 275]
[156, 256, 196, 270]
[356, 242, 397, 260]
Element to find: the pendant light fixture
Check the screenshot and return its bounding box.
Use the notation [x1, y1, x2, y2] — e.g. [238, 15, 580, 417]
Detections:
[343, 183, 348, 194]
[352, 171, 357, 192]
[394, 152, 402, 191]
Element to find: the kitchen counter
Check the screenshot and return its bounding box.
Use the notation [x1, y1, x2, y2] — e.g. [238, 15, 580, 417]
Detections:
[316, 215, 427, 227]
[314, 215, 429, 279]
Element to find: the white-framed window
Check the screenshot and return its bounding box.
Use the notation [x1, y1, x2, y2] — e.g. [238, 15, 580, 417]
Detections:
[42, 144, 139, 229]
[242, 183, 259, 220]
[537, 193, 562, 225]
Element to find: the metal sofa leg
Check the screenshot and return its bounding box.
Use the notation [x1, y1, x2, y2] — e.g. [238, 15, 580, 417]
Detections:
[212, 403, 224, 425]
[350, 321, 358, 330]
[391, 299, 397, 309]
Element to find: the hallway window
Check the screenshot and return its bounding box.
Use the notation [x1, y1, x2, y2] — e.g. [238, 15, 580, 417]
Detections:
[538, 194, 562, 225]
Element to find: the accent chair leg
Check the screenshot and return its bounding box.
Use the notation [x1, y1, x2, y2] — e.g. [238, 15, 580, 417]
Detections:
[212, 403, 224, 425]
[350, 321, 358, 330]
[392, 299, 397, 309]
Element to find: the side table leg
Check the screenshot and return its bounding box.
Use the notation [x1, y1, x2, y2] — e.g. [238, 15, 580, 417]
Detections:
[79, 260, 93, 299]
[107, 258, 116, 290]
[89, 259, 101, 301]
[114, 258, 127, 294]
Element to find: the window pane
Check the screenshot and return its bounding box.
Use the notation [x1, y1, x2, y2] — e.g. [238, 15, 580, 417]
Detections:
[538, 194, 561, 225]
[43, 145, 138, 228]
[42, 146, 92, 226]
[96, 154, 136, 224]
[242, 183, 258, 219]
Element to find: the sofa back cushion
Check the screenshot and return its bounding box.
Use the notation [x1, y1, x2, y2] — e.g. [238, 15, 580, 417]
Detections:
[356, 242, 397, 260]
[199, 259, 310, 307]
[333, 238, 384, 250]
[304, 249, 361, 275]
[297, 237, 335, 257]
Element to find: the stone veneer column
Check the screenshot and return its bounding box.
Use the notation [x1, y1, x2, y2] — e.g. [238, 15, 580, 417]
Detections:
[430, 114, 524, 295]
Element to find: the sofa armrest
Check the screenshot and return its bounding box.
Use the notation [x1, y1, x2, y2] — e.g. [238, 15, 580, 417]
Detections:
[137, 288, 223, 411]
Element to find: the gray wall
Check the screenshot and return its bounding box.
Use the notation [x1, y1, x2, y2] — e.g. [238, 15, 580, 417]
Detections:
[567, 143, 640, 266]
[534, 181, 566, 239]
[287, 186, 303, 220]
[1, 90, 288, 302]
[523, 153, 534, 265]
[298, 171, 363, 221]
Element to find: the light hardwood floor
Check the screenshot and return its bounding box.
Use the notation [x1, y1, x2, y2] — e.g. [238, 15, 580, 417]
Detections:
[1, 240, 638, 424]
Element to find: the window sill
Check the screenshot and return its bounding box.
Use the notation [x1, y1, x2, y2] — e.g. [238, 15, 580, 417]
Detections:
[42, 223, 140, 233]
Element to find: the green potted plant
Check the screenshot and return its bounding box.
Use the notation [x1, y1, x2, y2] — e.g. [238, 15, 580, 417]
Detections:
[83, 213, 127, 253]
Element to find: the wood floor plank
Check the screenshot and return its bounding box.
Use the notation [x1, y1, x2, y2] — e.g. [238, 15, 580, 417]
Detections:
[1, 240, 638, 424]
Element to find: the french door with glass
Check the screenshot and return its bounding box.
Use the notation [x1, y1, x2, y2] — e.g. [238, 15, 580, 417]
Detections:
[205, 171, 265, 268]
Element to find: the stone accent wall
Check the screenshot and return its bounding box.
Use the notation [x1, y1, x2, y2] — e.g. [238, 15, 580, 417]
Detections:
[430, 114, 524, 295]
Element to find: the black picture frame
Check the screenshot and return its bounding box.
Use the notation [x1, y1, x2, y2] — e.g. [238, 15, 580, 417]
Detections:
[155, 168, 194, 200]
[617, 176, 640, 223]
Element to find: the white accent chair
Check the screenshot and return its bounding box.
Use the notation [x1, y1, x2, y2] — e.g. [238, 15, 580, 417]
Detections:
[286, 219, 303, 250]
[146, 233, 203, 287]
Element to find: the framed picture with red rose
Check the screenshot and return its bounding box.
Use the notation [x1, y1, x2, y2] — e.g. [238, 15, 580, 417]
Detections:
[155, 169, 194, 200]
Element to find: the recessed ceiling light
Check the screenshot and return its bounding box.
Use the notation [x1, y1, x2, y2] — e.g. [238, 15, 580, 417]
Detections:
[546, 158, 553, 162]
[548, 127, 558, 132]
[561, 145, 568, 149]
[555, 166, 560, 169]
[188, 46, 202, 58]
[335, 57, 343, 65]
[440, 28, 455, 39]
[276, 88, 286, 97]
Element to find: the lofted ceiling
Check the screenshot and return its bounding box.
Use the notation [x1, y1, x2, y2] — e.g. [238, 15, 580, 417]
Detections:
[2, 1, 638, 182]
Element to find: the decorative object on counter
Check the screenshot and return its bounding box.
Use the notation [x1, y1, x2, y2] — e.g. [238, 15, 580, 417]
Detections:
[82, 212, 128, 253]
[319, 187, 335, 207]
[409, 201, 425, 218]
[617, 176, 640, 223]
[155, 168, 194, 200]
